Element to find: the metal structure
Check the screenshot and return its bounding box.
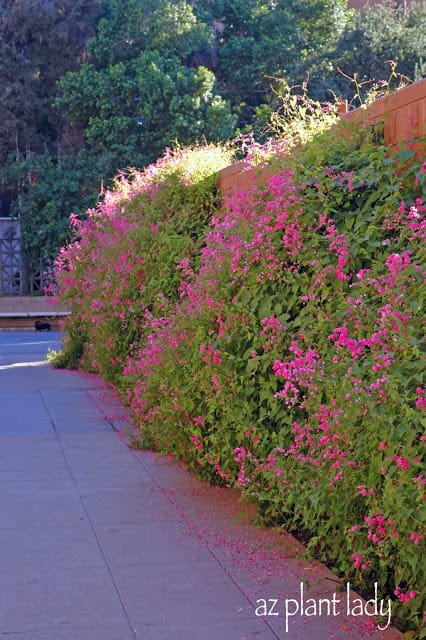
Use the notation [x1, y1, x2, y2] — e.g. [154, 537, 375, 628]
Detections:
[0, 218, 45, 295]
[28, 258, 46, 294]
[0, 219, 21, 295]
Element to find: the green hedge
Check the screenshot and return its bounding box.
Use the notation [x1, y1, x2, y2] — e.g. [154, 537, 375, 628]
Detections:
[53, 132, 426, 637]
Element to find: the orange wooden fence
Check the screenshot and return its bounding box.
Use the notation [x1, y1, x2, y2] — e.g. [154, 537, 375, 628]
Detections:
[216, 159, 256, 196]
[339, 77, 426, 149]
[217, 78, 426, 195]
[346, 0, 404, 8]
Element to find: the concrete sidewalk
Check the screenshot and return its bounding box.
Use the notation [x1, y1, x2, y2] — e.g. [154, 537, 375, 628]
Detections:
[0, 332, 402, 640]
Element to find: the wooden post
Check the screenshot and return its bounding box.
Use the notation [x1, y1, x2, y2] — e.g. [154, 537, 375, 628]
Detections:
[338, 99, 348, 117]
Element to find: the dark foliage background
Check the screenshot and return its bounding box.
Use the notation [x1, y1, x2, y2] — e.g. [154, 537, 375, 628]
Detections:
[0, 0, 425, 271]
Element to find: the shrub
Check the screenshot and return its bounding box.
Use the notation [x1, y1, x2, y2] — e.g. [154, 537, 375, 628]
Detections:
[53, 129, 425, 636]
[51, 144, 234, 382]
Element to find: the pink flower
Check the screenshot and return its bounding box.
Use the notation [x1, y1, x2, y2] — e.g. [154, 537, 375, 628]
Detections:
[394, 587, 416, 602]
[352, 554, 363, 569]
[233, 447, 246, 462]
[408, 532, 424, 545]
[394, 455, 409, 470]
[385, 251, 411, 275]
[415, 386, 426, 410]
[348, 525, 360, 533]
[356, 268, 371, 280]
[358, 485, 375, 497]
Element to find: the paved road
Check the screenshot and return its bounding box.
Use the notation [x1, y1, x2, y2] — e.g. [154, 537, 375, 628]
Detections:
[0, 332, 401, 640]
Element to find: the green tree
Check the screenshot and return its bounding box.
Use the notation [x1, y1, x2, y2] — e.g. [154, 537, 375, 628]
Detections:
[57, 0, 236, 165]
[191, 0, 351, 128]
[0, 150, 112, 265]
[303, 0, 426, 103]
[3, 0, 424, 290]
[0, 0, 100, 163]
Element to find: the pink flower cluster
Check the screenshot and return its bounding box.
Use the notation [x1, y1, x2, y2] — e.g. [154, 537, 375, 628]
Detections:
[394, 586, 416, 603]
[53, 141, 425, 630]
[273, 343, 323, 407]
[364, 513, 400, 544]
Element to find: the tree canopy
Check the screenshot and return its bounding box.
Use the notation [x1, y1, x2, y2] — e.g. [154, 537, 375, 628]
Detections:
[0, 0, 425, 284]
[0, 0, 100, 163]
